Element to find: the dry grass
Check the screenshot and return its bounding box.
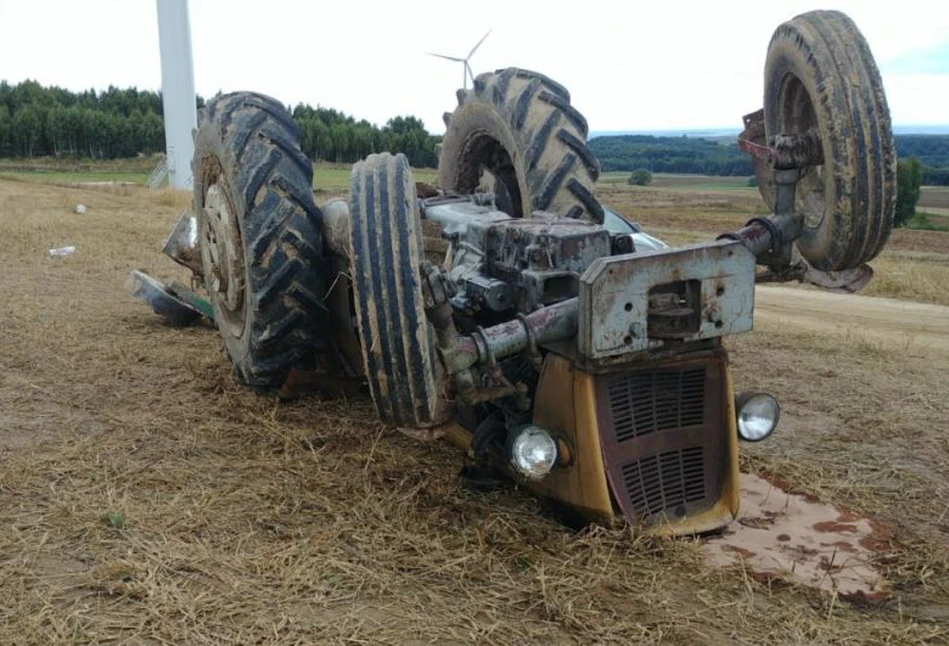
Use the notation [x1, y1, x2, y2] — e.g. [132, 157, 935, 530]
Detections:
[919, 186, 949, 212]
[602, 184, 949, 306]
[863, 251, 949, 306]
[1, 179, 949, 643]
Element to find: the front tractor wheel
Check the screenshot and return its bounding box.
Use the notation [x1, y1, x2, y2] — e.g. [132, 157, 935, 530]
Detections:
[193, 92, 331, 388]
[761, 10, 896, 271]
[347, 153, 451, 429]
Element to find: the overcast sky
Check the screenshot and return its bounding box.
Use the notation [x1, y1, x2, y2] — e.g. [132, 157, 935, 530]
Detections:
[0, 0, 946, 134]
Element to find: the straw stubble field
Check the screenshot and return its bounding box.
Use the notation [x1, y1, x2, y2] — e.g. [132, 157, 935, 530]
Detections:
[1, 177, 948, 644]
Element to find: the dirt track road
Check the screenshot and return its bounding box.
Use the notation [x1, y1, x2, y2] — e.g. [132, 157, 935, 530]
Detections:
[755, 285, 949, 352]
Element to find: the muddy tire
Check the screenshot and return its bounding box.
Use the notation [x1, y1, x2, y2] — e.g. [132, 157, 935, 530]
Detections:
[348, 153, 449, 428]
[437, 68, 604, 222]
[193, 92, 331, 387]
[763, 10, 896, 270]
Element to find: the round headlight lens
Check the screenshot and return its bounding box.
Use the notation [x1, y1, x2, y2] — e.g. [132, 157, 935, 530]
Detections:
[737, 393, 780, 442]
[510, 426, 558, 480]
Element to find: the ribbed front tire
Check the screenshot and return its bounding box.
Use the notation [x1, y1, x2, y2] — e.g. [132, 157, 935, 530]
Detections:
[193, 92, 331, 387]
[762, 10, 895, 270]
[348, 153, 449, 428]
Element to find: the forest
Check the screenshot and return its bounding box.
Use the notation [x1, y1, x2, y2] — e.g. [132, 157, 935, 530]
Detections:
[1, 80, 946, 184]
[0, 80, 439, 168]
[589, 133, 949, 185]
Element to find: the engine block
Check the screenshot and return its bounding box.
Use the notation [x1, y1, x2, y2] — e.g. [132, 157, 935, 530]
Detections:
[421, 196, 609, 312]
[482, 216, 610, 310]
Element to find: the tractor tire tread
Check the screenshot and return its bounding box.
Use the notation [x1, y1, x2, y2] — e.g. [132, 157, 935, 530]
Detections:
[438, 67, 603, 221]
[194, 91, 329, 387]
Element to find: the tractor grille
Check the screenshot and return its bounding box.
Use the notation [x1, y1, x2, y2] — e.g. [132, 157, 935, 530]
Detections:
[608, 368, 706, 442]
[596, 356, 726, 525]
[621, 447, 706, 517]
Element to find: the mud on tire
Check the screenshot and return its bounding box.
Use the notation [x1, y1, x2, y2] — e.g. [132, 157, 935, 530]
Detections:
[437, 68, 604, 222]
[193, 92, 331, 387]
[763, 10, 896, 271]
[348, 153, 450, 429]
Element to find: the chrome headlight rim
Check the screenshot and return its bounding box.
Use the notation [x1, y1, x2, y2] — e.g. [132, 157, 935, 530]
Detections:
[735, 391, 780, 442]
[508, 425, 559, 480]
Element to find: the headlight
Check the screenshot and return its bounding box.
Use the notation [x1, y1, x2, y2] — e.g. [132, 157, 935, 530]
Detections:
[735, 392, 780, 442]
[509, 426, 558, 480]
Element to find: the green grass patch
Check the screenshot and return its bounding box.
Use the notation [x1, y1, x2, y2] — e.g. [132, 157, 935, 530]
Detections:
[0, 170, 148, 185]
[904, 211, 949, 232]
[599, 172, 756, 192]
[312, 163, 436, 192]
[0, 158, 439, 194]
[0, 156, 155, 186]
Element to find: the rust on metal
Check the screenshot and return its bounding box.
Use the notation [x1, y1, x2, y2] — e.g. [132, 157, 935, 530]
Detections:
[578, 241, 755, 360]
[446, 297, 579, 374]
[596, 351, 728, 527]
[739, 109, 824, 170]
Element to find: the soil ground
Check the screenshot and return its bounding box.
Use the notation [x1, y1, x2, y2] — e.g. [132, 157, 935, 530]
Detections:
[1, 177, 948, 644]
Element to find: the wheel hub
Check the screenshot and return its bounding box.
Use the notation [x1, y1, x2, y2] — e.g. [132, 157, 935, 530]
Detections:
[202, 183, 246, 334]
[778, 76, 826, 231]
[797, 164, 826, 230]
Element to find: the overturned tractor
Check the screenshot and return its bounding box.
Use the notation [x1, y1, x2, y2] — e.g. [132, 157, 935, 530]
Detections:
[137, 10, 894, 535]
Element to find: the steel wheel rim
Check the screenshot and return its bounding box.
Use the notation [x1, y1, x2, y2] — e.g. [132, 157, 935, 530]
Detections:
[202, 182, 247, 337]
[776, 74, 826, 230]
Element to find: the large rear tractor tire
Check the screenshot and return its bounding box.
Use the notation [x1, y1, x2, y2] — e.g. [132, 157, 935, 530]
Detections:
[348, 153, 450, 429]
[437, 68, 604, 222]
[193, 92, 331, 388]
[763, 10, 896, 271]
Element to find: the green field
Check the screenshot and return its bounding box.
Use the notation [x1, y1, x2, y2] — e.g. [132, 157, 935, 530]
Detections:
[1, 160, 944, 216]
[0, 158, 438, 193]
[0, 170, 148, 185]
[603, 172, 949, 211]
[0, 157, 154, 185]
[908, 211, 949, 231]
[312, 163, 436, 193]
[600, 172, 757, 192]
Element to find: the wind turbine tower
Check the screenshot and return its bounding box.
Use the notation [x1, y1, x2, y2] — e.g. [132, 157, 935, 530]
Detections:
[428, 30, 492, 90]
[155, 0, 197, 189]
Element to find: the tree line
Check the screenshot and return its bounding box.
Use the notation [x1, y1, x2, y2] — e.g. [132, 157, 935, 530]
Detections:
[0, 81, 167, 159]
[0, 80, 439, 168]
[589, 135, 755, 176]
[889, 135, 949, 186]
[4, 80, 947, 183]
[291, 106, 438, 168]
[589, 134, 949, 186]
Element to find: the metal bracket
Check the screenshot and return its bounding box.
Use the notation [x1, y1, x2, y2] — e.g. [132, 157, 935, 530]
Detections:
[161, 209, 203, 276]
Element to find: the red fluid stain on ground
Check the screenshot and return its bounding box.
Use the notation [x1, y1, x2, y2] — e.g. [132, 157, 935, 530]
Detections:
[703, 474, 891, 599]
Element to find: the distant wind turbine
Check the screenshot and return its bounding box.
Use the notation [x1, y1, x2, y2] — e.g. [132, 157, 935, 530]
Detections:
[427, 30, 493, 89]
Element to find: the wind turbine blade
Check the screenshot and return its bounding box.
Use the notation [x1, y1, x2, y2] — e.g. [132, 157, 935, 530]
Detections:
[467, 29, 492, 59]
[427, 52, 465, 62]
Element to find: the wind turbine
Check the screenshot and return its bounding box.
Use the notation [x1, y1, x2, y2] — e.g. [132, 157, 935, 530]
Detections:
[155, 0, 197, 190]
[427, 30, 493, 89]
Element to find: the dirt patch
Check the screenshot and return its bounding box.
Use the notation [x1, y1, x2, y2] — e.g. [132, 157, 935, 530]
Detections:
[2, 178, 949, 643]
[705, 475, 889, 599]
[755, 285, 949, 352]
[887, 227, 949, 254]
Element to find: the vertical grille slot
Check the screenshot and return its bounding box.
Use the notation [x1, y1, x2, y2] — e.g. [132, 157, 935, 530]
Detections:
[596, 355, 727, 527]
[621, 447, 706, 518]
[607, 367, 706, 443]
